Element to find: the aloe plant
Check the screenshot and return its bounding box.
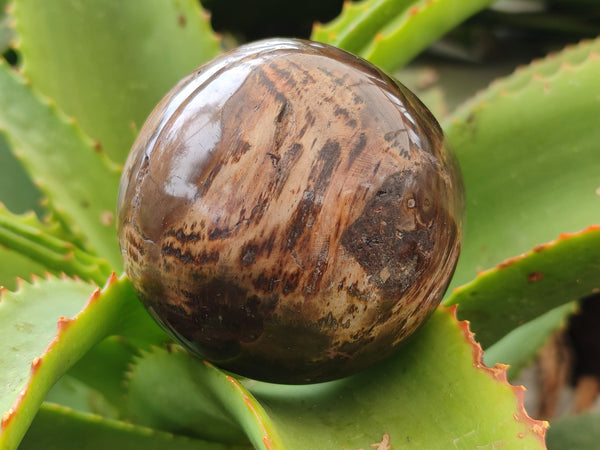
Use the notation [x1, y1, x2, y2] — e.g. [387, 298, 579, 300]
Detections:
[0, 0, 598, 448]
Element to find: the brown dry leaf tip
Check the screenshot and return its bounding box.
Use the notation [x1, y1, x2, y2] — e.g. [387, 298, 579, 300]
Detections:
[445, 305, 549, 443]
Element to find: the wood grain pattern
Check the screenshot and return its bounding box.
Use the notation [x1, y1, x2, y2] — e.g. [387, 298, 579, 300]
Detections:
[117, 38, 464, 383]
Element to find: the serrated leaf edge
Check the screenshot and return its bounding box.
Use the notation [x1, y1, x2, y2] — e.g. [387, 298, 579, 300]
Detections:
[0, 274, 107, 430]
[450, 225, 600, 298]
[446, 38, 600, 127]
[0, 58, 122, 267]
[445, 304, 549, 443]
[0, 272, 129, 449]
[0, 204, 112, 285]
[31, 401, 219, 446]
[122, 345, 279, 449]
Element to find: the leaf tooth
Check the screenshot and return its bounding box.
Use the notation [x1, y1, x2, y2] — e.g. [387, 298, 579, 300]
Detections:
[456, 225, 600, 290]
[1, 407, 15, 430]
[0, 59, 123, 265]
[14, 276, 26, 291]
[445, 305, 549, 443]
[447, 36, 600, 127]
[122, 344, 163, 389]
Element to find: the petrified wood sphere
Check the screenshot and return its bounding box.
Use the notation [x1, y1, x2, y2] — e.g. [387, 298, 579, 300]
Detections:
[117, 38, 464, 384]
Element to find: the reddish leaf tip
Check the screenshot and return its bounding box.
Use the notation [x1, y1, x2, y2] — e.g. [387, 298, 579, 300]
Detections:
[104, 272, 119, 288]
[15, 277, 25, 290]
[30, 356, 42, 372]
[57, 315, 74, 332]
[84, 287, 102, 308]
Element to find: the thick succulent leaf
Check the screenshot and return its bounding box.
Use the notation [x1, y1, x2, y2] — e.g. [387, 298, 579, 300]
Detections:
[456, 37, 600, 110]
[484, 302, 576, 380]
[19, 402, 244, 450]
[546, 408, 600, 450]
[124, 347, 277, 447]
[447, 226, 600, 348]
[49, 337, 137, 417]
[0, 274, 141, 449]
[120, 308, 546, 449]
[64, 335, 162, 415]
[311, 0, 497, 72]
[248, 307, 546, 449]
[45, 374, 118, 419]
[0, 60, 123, 268]
[0, 247, 46, 291]
[0, 204, 112, 285]
[444, 38, 600, 289]
[0, 120, 47, 288]
[12, 0, 221, 163]
[0, 134, 41, 215]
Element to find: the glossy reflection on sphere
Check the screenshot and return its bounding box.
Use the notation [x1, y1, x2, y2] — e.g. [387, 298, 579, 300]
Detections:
[117, 38, 464, 384]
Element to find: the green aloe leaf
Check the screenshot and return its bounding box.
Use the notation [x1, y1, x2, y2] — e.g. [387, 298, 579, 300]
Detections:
[249, 307, 546, 449]
[19, 402, 244, 450]
[0, 204, 112, 285]
[12, 0, 221, 163]
[45, 374, 119, 419]
[119, 308, 547, 449]
[456, 37, 600, 110]
[447, 226, 600, 348]
[60, 337, 140, 415]
[124, 347, 251, 445]
[444, 38, 600, 289]
[0, 274, 141, 449]
[0, 134, 41, 215]
[0, 60, 123, 268]
[0, 247, 46, 291]
[311, 0, 497, 72]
